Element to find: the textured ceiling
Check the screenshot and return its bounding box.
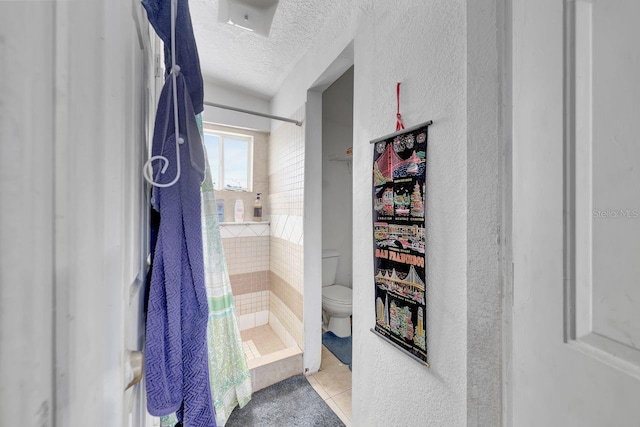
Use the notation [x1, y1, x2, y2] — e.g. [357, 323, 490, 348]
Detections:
[190, 0, 342, 100]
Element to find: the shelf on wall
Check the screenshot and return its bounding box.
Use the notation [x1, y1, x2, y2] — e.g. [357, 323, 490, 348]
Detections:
[328, 153, 353, 162]
[219, 221, 270, 239]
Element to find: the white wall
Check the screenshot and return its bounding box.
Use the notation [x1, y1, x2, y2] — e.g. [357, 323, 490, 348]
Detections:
[271, 1, 505, 425]
[202, 81, 271, 132]
[352, 3, 467, 425]
[322, 67, 354, 287]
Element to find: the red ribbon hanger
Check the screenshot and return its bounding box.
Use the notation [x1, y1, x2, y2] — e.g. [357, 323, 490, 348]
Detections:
[396, 82, 405, 131]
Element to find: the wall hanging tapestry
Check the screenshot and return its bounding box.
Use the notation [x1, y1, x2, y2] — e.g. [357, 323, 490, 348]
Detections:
[371, 121, 431, 367]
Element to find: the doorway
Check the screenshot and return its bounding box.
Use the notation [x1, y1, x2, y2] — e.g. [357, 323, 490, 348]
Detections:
[303, 43, 354, 375]
[321, 66, 354, 330]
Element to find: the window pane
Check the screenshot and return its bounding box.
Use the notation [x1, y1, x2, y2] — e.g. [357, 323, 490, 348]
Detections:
[223, 138, 249, 190]
[204, 134, 220, 188]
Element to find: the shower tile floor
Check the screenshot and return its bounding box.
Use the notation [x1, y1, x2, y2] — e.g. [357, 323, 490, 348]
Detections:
[240, 324, 287, 357]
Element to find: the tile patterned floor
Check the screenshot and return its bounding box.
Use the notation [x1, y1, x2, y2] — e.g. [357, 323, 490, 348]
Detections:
[307, 346, 352, 426]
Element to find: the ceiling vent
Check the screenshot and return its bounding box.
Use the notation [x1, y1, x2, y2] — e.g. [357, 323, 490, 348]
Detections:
[218, 0, 279, 37]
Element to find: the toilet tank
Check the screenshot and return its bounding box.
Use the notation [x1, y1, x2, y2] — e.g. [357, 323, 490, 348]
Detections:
[322, 250, 340, 287]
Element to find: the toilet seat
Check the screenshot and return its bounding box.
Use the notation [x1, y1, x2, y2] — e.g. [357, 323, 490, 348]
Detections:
[323, 285, 352, 305]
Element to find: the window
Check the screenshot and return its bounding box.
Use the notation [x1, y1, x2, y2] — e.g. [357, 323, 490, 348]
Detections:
[203, 130, 253, 191]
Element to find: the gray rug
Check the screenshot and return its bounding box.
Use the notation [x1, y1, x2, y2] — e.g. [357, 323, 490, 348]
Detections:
[226, 375, 345, 427]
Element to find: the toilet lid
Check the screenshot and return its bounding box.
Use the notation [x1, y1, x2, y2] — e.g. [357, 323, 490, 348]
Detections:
[323, 285, 352, 303]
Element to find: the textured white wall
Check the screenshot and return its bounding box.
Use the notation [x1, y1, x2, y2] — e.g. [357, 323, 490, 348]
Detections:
[272, 1, 474, 425]
[270, 0, 509, 424]
[352, 3, 467, 425]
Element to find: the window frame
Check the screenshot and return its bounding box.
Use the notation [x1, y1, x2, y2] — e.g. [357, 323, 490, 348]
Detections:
[203, 128, 254, 192]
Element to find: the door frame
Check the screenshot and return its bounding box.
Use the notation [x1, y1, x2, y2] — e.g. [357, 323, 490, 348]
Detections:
[303, 41, 355, 375]
[500, 0, 514, 425]
[465, 0, 514, 425]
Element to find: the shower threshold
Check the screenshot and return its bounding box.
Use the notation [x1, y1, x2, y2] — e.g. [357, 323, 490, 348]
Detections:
[240, 324, 303, 392]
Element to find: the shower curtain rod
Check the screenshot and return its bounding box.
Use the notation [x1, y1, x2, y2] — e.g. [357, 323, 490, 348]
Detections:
[203, 101, 303, 127]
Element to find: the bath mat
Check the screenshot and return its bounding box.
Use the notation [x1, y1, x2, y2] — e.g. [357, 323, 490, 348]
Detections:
[226, 375, 345, 427]
[322, 331, 352, 368]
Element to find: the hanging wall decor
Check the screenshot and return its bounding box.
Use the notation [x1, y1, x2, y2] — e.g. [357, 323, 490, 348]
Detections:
[370, 120, 431, 367]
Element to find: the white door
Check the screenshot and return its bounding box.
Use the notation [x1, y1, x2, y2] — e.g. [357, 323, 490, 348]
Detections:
[512, 0, 640, 425]
[51, 2, 159, 426]
[0, 1, 158, 426]
[53, 1, 163, 425]
[0, 3, 56, 424]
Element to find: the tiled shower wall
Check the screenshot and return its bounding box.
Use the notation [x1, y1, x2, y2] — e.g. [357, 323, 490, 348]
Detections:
[268, 109, 305, 349]
[220, 223, 270, 331]
[211, 121, 272, 332]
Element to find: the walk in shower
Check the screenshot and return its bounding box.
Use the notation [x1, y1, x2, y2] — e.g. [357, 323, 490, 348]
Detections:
[213, 116, 306, 391]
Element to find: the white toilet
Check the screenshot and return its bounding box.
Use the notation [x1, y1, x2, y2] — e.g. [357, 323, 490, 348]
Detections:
[322, 249, 353, 338]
